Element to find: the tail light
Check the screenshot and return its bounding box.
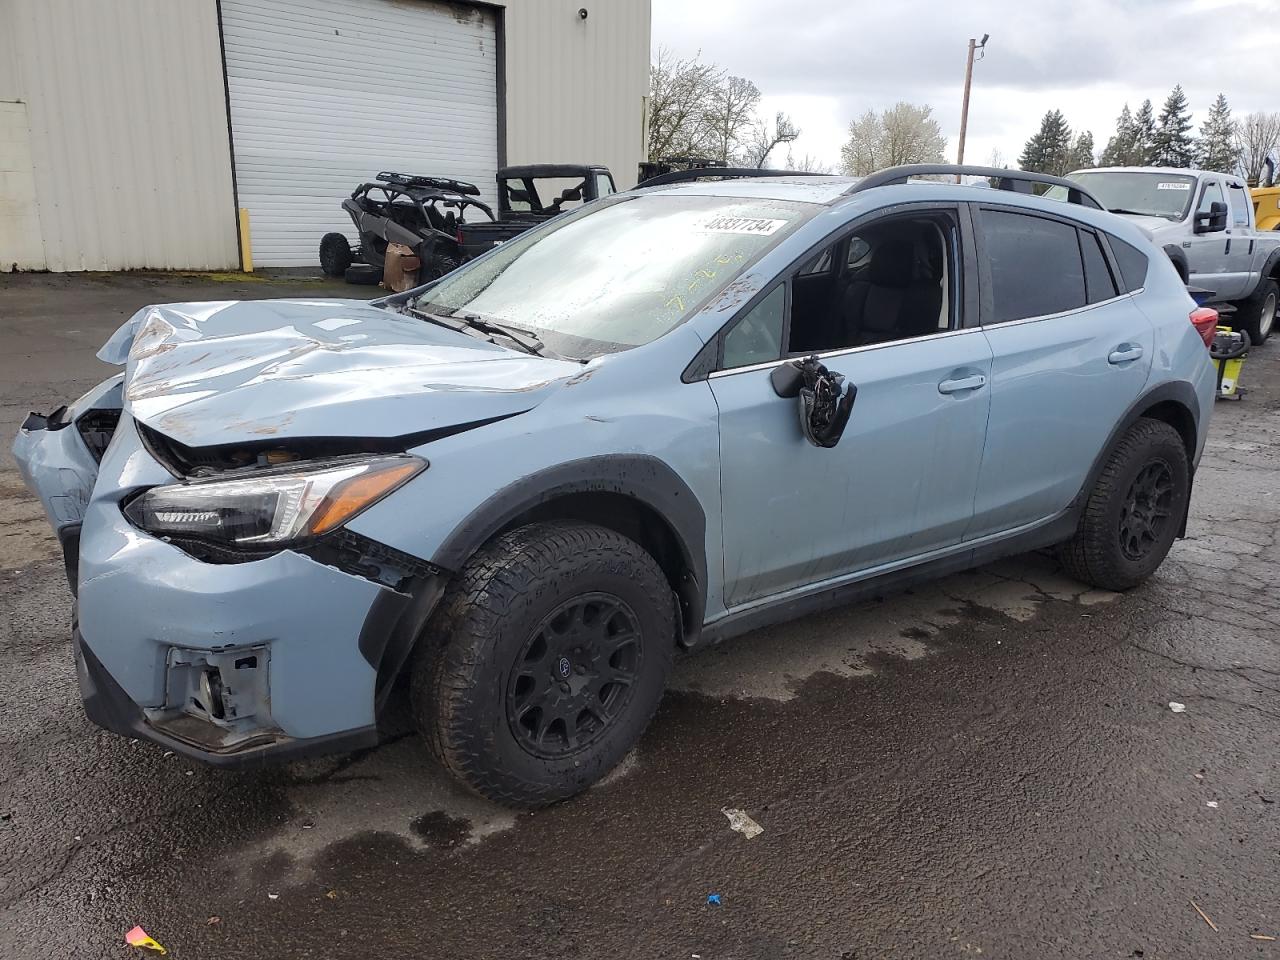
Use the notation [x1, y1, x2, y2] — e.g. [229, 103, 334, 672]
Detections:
[456, 227, 465, 244]
[1190, 307, 1218, 348]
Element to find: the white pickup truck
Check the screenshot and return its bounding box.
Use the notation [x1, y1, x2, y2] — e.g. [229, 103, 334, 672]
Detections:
[1053, 167, 1280, 345]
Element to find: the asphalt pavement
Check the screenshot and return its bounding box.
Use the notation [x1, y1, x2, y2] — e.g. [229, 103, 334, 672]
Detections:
[1, 273, 1277, 959]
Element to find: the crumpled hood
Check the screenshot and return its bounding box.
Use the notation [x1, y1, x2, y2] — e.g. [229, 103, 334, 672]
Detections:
[99, 299, 583, 446]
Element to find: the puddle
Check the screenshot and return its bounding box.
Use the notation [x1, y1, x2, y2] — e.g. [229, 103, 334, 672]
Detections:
[672, 552, 1118, 701]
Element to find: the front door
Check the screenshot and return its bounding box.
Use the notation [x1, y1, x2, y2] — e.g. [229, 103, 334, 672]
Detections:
[1186, 178, 1231, 296]
[707, 206, 993, 608]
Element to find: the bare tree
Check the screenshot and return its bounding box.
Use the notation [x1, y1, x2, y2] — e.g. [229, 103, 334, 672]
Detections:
[987, 147, 1007, 169]
[1235, 111, 1280, 184]
[840, 102, 946, 176]
[784, 149, 834, 175]
[704, 75, 761, 164]
[647, 47, 724, 160]
[742, 112, 800, 168]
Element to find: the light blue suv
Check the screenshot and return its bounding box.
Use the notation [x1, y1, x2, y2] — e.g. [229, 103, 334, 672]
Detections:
[14, 165, 1217, 807]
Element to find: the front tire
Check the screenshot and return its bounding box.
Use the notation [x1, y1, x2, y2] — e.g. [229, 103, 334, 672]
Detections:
[412, 521, 675, 808]
[1236, 277, 1277, 346]
[1057, 419, 1190, 591]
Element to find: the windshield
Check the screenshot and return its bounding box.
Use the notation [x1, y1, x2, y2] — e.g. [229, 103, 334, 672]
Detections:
[1044, 172, 1197, 220]
[414, 194, 814, 359]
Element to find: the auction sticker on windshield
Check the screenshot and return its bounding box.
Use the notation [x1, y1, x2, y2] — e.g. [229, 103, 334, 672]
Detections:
[1156, 182, 1191, 190]
[699, 216, 789, 236]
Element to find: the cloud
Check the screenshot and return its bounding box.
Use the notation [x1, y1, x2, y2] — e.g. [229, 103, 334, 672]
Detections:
[653, 0, 1280, 169]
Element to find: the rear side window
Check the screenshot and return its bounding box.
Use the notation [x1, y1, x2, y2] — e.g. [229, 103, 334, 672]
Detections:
[1107, 236, 1149, 292]
[982, 210, 1086, 323]
[1080, 230, 1118, 303]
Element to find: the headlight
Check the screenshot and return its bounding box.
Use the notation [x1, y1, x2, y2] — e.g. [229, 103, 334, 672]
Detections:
[123, 455, 424, 552]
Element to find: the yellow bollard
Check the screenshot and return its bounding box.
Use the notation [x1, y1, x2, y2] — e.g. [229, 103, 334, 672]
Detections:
[238, 207, 254, 273]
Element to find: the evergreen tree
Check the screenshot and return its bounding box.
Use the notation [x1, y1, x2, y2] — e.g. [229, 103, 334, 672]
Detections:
[1198, 93, 1239, 173]
[1151, 85, 1195, 167]
[1100, 104, 1136, 166]
[1070, 131, 1096, 170]
[1019, 110, 1073, 176]
[1132, 99, 1157, 165]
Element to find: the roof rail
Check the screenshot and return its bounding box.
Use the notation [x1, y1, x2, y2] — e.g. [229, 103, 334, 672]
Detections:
[636, 167, 826, 189]
[846, 164, 1103, 209]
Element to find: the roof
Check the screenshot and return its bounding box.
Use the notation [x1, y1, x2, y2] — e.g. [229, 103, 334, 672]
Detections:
[499, 164, 607, 179]
[640, 175, 859, 205]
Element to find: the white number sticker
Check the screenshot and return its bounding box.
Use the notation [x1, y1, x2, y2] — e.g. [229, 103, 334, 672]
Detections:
[1156, 182, 1191, 191]
[699, 216, 788, 236]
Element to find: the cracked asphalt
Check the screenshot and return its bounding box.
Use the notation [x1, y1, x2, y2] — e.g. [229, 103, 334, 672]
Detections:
[2, 273, 1278, 959]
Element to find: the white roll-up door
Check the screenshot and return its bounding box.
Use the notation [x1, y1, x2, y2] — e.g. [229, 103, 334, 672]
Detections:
[220, 0, 499, 267]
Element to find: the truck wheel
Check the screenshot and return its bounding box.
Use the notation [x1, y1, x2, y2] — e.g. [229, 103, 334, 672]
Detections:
[319, 233, 353, 277]
[1236, 278, 1277, 346]
[1057, 419, 1189, 592]
[412, 521, 675, 808]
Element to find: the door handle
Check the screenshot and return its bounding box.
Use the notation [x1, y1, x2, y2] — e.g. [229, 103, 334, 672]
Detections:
[938, 374, 987, 394]
[1108, 345, 1144, 364]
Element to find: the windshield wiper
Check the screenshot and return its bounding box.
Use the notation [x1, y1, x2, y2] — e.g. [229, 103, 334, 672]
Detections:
[405, 305, 572, 361]
[1107, 207, 1157, 217]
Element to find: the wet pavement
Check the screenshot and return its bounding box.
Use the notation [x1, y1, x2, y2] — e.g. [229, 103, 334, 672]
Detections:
[2, 273, 1278, 959]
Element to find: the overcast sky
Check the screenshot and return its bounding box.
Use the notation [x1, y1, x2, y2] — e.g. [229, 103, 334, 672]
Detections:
[651, 0, 1280, 170]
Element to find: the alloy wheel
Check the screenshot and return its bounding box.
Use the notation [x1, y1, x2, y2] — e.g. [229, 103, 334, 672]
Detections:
[506, 592, 642, 759]
[1118, 460, 1175, 561]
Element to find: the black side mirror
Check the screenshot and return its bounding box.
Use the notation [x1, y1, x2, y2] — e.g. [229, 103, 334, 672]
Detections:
[1194, 200, 1228, 234]
[770, 356, 857, 448]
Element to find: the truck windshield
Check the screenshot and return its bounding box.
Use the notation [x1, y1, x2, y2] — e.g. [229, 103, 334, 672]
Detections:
[413, 194, 814, 359]
[1044, 172, 1197, 220]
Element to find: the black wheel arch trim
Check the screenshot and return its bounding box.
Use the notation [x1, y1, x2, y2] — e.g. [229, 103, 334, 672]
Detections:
[1162, 244, 1189, 281]
[1073, 380, 1200, 535]
[433, 455, 709, 647]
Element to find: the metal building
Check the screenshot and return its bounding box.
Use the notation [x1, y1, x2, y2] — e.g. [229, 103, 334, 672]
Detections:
[0, 0, 651, 271]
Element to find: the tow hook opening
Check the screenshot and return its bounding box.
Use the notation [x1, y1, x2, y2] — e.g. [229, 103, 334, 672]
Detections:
[147, 646, 284, 754]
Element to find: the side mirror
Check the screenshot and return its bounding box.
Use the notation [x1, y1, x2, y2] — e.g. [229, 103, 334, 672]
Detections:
[1194, 200, 1228, 234]
[770, 356, 857, 448]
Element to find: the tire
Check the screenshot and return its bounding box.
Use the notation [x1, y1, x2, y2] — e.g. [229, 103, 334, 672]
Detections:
[1057, 419, 1190, 591]
[1235, 278, 1277, 346]
[319, 232, 353, 277]
[343, 263, 382, 286]
[411, 521, 675, 808]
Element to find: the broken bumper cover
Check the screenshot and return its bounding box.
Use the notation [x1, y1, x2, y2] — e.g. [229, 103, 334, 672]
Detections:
[74, 629, 380, 767]
[62, 415, 444, 766]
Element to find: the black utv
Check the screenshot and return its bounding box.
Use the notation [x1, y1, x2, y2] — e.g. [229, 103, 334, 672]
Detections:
[319, 172, 496, 285]
[458, 164, 616, 258]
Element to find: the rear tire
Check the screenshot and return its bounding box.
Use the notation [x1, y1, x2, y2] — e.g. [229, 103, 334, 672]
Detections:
[411, 521, 675, 808]
[1236, 277, 1277, 346]
[319, 232, 353, 277]
[1057, 419, 1189, 591]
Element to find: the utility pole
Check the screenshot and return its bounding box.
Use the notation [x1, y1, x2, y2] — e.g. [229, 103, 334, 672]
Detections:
[956, 33, 989, 181]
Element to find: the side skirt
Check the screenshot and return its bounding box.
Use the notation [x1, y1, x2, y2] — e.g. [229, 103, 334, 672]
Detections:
[701, 508, 1080, 646]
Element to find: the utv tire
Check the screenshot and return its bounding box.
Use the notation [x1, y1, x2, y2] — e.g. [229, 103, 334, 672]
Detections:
[1236, 277, 1277, 346]
[343, 263, 382, 285]
[319, 232, 353, 277]
[1057, 418, 1189, 591]
[412, 521, 675, 808]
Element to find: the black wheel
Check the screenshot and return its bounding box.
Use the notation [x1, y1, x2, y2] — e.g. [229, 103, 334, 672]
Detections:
[319, 232, 353, 277]
[411, 521, 675, 808]
[1057, 419, 1190, 591]
[1236, 278, 1277, 346]
[420, 253, 463, 283]
[343, 263, 382, 285]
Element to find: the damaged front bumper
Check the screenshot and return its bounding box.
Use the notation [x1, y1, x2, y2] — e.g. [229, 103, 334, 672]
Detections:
[15, 400, 446, 766]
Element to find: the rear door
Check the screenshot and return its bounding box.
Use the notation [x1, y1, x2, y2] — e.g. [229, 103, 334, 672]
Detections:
[1224, 180, 1260, 298]
[968, 205, 1154, 539]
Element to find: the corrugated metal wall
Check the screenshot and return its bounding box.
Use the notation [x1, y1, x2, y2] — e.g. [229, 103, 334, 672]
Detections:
[503, 0, 651, 189]
[0, 0, 239, 272]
